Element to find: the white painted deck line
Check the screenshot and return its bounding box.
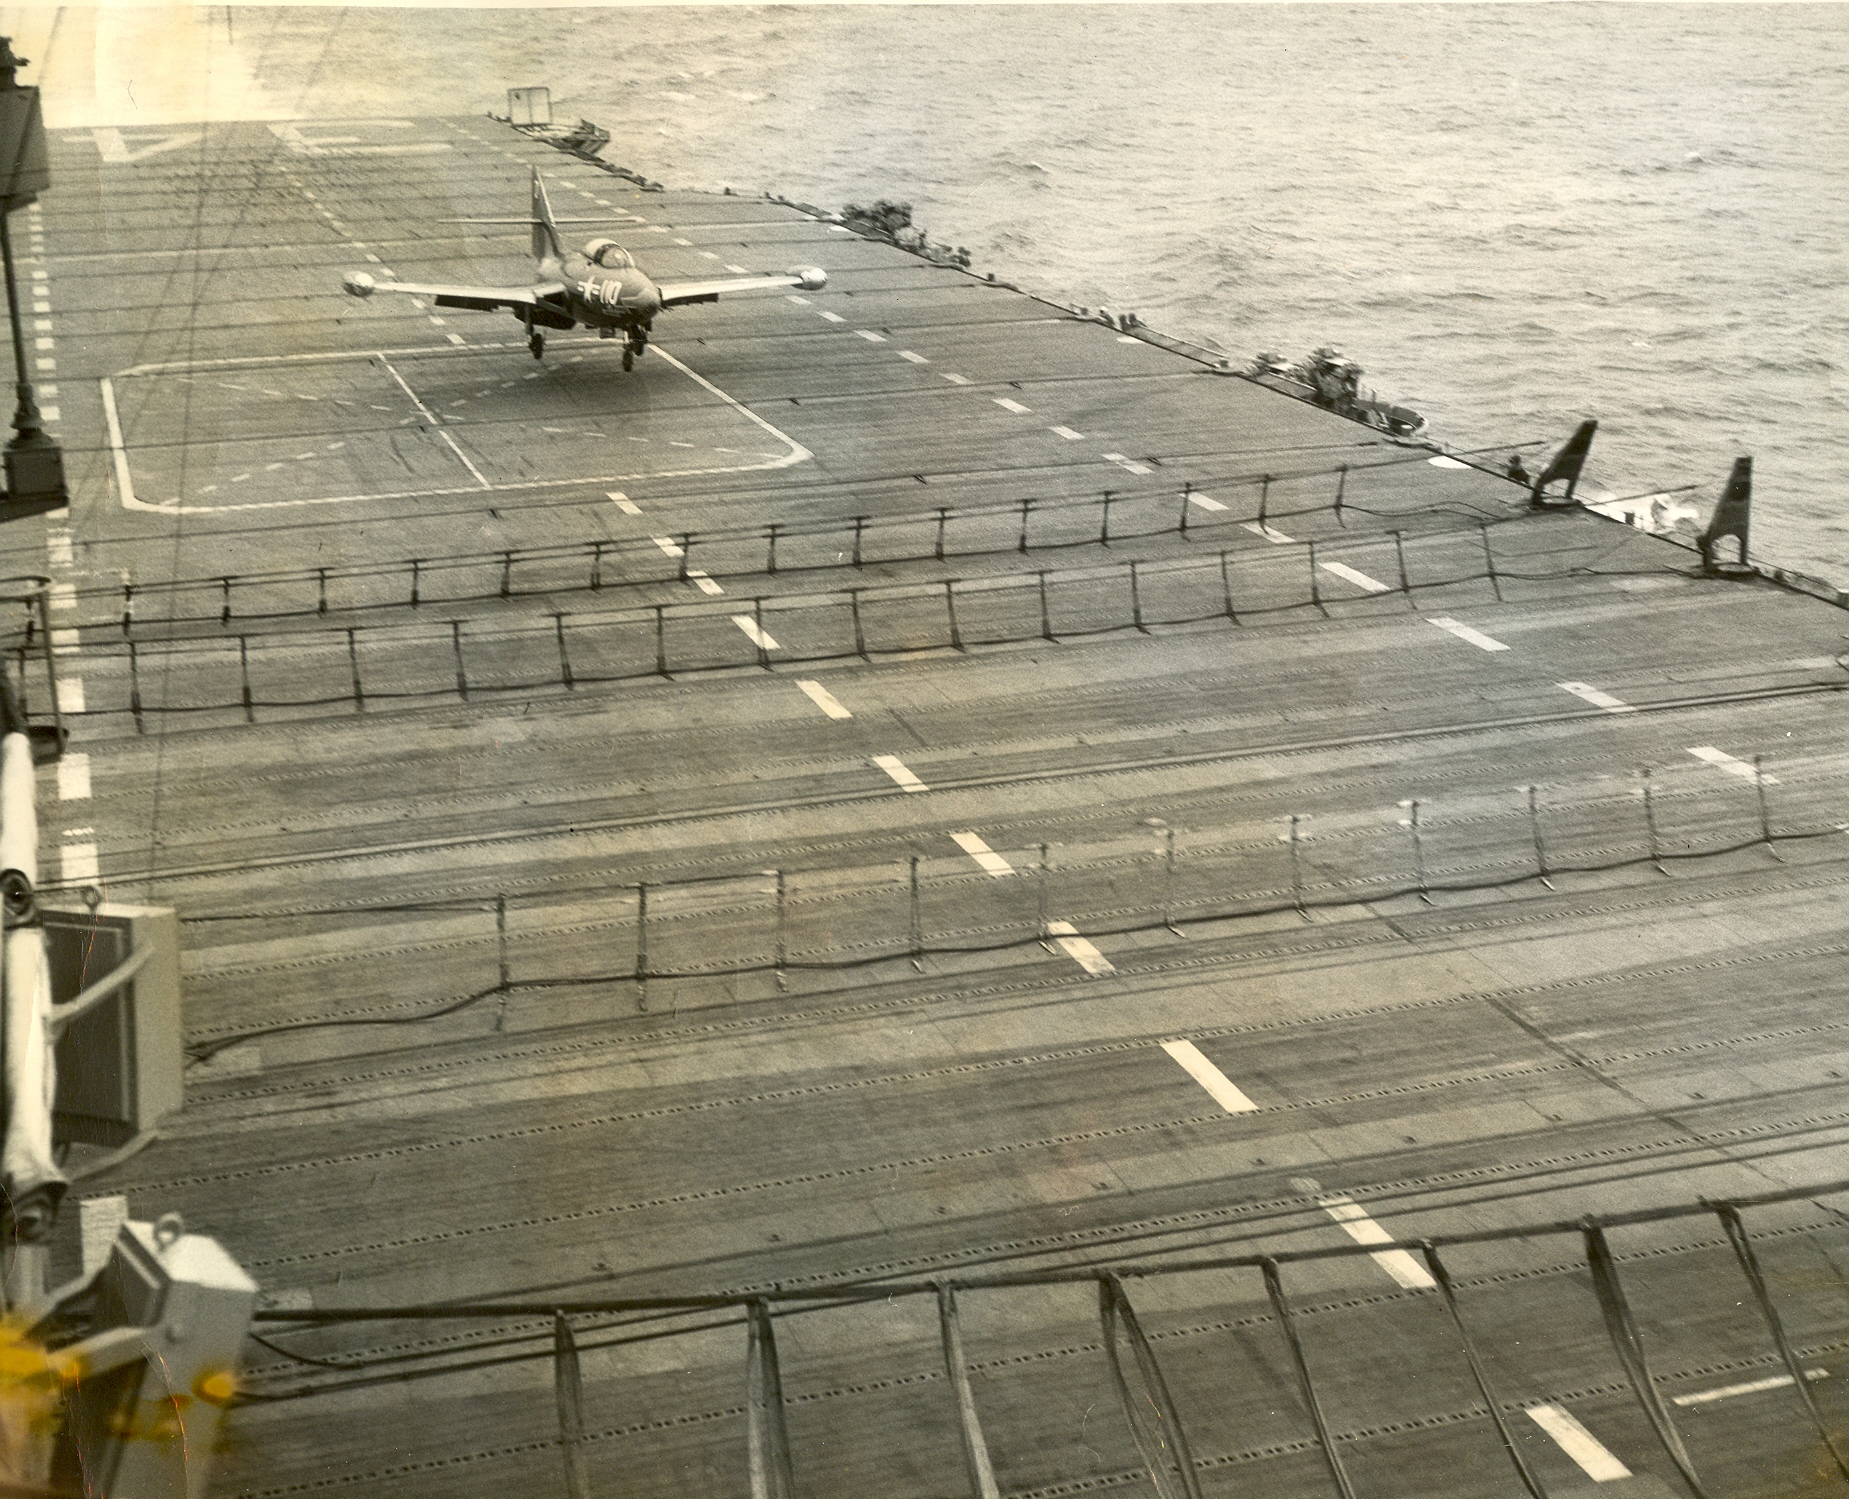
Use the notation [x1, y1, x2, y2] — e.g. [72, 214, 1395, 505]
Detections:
[818, 310, 846, 323]
[941, 373, 971, 385]
[796, 680, 852, 719]
[1046, 921, 1115, 976]
[898, 350, 929, 363]
[1319, 561, 1391, 594]
[1524, 1404, 1631, 1480]
[1241, 521, 1293, 543]
[1050, 425, 1084, 440]
[652, 536, 685, 558]
[55, 678, 83, 714]
[47, 532, 73, 568]
[1689, 745, 1778, 783]
[855, 329, 887, 343]
[1672, 1369, 1826, 1407]
[57, 752, 90, 801]
[731, 616, 779, 650]
[687, 571, 724, 596]
[785, 295, 811, 305]
[1428, 616, 1510, 652]
[1188, 491, 1227, 511]
[873, 754, 929, 793]
[60, 843, 99, 883]
[725, 263, 748, 273]
[1101, 452, 1153, 475]
[1161, 1040, 1258, 1113]
[48, 581, 75, 612]
[1559, 681, 1637, 713]
[950, 831, 1015, 878]
[609, 492, 641, 514]
[993, 397, 1032, 414]
[1316, 1195, 1437, 1289]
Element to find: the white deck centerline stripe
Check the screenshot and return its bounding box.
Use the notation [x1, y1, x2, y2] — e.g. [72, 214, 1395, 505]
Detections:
[855, 329, 887, 342]
[1315, 1195, 1437, 1289]
[609, 492, 641, 514]
[1319, 560, 1391, 594]
[1671, 1369, 1826, 1407]
[1524, 1404, 1631, 1480]
[732, 616, 779, 650]
[1101, 452, 1152, 475]
[818, 310, 845, 323]
[55, 678, 84, 715]
[687, 570, 724, 596]
[1428, 616, 1510, 652]
[795, 680, 851, 719]
[1045, 920, 1115, 976]
[57, 753, 91, 801]
[941, 372, 971, 385]
[872, 754, 928, 793]
[652, 536, 685, 558]
[1049, 425, 1084, 440]
[994, 397, 1031, 413]
[898, 350, 929, 364]
[1186, 491, 1227, 511]
[950, 831, 1015, 878]
[1559, 681, 1637, 713]
[1161, 1040, 1258, 1113]
[1688, 745, 1778, 783]
[60, 844, 100, 884]
[1241, 521, 1292, 543]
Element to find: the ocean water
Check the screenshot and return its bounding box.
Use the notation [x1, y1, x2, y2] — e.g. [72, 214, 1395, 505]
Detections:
[73, 6, 1849, 579]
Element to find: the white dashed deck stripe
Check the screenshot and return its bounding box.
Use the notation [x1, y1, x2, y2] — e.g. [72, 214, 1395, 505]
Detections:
[731, 616, 779, 650]
[898, 350, 929, 364]
[1559, 681, 1636, 713]
[1672, 1369, 1826, 1407]
[1045, 921, 1115, 976]
[1524, 1404, 1631, 1480]
[60, 844, 99, 884]
[950, 831, 1014, 878]
[1427, 616, 1510, 652]
[855, 329, 887, 342]
[872, 754, 928, 793]
[1049, 426, 1084, 440]
[57, 752, 90, 802]
[1161, 1040, 1258, 1113]
[1242, 521, 1292, 543]
[1688, 745, 1777, 783]
[1319, 561, 1391, 594]
[1187, 491, 1227, 511]
[1316, 1194, 1436, 1289]
[993, 397, 1031, 414]
[1101, 452, 1152, 475]
[795, 680, 852, 719]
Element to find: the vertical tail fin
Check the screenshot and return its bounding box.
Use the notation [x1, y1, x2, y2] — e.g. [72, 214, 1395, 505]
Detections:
[531, 167, 563, 263]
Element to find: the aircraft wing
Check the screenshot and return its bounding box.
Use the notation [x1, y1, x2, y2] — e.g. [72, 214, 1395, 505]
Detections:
[343, 271, 569, 314]
[656, 268, 827, 308]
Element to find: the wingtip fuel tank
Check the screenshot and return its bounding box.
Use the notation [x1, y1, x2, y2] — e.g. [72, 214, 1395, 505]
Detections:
[342, 270, 377, 298]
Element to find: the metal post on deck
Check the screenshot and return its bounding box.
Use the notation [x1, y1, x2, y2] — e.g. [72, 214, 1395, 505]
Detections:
[411, 557, 424, 604]
[936, 1284, 1002, 1499]
[934, 507, 949, 563]
[555, 614, 574, 690]
[654, 605, 668, 678]
[908, 854, 923, 964]
[128, 638, 143, 732]
[1393, 530, 1412, 600]
[772, 869, 787, 990]
[1640, 767, 1666, 875]
[1527, 785, 1553, 889]
[1583, 1224, 1710, 1498]
[1099, 490, 1113, 547]
[1257, 474, 1271, 528]
[1754, 755, 1778, 857]
[219, 576, 233, 626]
[1178, 482, 1191, 538]
[1288, 816, 1309, 921]
[1401, 800, 1432, 903]
[945, 580, 963, 651]
[850, 589, 867, 660]
[1307, 539, 1325, 616]
[238, 636, 254, 723]
[1479, 520, 1502, 602]
[1037, 843, 1050, 939]
[677, 534, 691, 584]
[1418, 1244, 1547, 1498]
[1333, 463, 1347, 525]
[553, 1312, 591, 1499]
[851, 515, 866, 569]
[765, 523, 779, 576]
[1714, 1203, 1849, 1481]
[1260, 1260, 1358, 1499]
[1129, 561, 1146, 633]
[745, 1301, 796, 1499]
[633, 882, 648, 1012]
[451, 620, 469, 700]
[1098, 1274, 1203, 1499]
[1017, 497, 1032, 553]
[1038, 572, 1053, 641]
[1219, 551, 1238, 623]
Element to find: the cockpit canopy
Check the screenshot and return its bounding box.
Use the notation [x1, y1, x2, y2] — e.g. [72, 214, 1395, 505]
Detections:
[583, 239, 635, 270]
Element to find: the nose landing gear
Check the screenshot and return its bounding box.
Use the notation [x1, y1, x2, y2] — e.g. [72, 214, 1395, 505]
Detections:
[623, 328, 649, 372]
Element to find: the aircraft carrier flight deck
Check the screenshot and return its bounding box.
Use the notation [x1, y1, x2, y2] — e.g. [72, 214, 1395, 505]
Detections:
[10, 113, 1849, 1498]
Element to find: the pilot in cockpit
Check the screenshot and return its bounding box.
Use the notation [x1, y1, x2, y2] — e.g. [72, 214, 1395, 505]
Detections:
[589, 242, 635, 270]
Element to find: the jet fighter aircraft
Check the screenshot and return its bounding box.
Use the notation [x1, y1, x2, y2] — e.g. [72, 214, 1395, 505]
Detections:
[343, 169, 827, 368]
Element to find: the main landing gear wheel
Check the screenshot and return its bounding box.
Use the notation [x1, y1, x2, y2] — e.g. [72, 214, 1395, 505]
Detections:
[622, 347, 633, 371]
[528, 332, 545, 360]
